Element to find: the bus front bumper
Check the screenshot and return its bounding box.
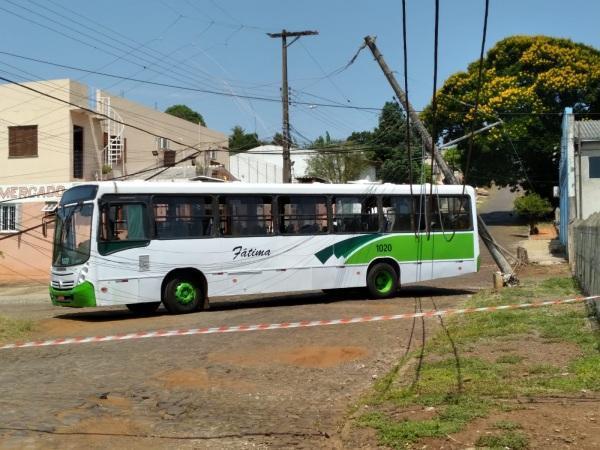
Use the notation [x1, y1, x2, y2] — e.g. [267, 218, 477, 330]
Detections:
[50, 281, 97, 307]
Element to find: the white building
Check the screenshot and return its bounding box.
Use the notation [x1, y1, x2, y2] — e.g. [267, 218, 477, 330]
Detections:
[0, 79, 229, 282]
[229, 145, 310, 183]
[229, 144, 377, 184]
[559, 107, 600, 250]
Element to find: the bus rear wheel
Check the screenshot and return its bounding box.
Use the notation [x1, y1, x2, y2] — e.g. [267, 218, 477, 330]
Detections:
[126, 302, 160, 315]
[367, 262, 399, 299]
[163, 276, 203, 314]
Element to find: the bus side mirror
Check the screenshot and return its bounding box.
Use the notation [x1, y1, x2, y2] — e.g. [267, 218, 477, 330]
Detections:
[42, 220, 48, 238]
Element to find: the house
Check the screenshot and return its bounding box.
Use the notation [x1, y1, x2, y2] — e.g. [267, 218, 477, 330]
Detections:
[558, 107, 600, 254]
[229, 144, 377, 183]
[0, 78, 229, 281]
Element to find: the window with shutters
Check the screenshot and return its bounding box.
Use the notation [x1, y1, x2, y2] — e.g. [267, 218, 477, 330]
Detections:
[163, 150, 176, 167]
[0, 204, 18, 232]
[8, 125, 38, 158]
[73, 126, 84, 178]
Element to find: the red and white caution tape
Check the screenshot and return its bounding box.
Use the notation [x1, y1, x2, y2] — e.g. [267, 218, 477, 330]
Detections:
[1, 295, 598, 350]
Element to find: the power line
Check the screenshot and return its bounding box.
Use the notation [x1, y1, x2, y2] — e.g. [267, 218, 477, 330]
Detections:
[0, 74, 225, 154]
[0, 50, 381, 111]
[462, 0, 490, 189]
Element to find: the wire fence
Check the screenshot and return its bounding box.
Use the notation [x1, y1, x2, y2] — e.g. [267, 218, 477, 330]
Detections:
[572, 213, 600, 315]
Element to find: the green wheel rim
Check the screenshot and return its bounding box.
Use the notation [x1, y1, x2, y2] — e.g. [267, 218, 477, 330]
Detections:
[174, 281, 196, 305]
[374, 271, 393, 294]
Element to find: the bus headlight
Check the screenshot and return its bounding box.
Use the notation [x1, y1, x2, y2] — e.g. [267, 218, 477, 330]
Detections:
[77, 264, 89, 285]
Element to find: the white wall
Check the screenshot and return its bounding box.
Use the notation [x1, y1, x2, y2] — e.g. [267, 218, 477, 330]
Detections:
[229, 145, 309, 183]
[580, 144, 600, 219]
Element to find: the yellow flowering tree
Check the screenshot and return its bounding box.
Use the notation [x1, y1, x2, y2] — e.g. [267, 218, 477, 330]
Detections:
[423, 35, 600, 198]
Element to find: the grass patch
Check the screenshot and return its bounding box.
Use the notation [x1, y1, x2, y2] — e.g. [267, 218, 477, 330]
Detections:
[0, 315, 34, 343]
[475, 430, 529, 449]
[496, 354, 524, 364]
[358, 395, 489, 448]
[493, 420, 522, 430]
[356, 276, 600, 448]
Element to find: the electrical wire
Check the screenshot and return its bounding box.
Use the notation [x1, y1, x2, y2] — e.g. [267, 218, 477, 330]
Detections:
[461, 0, 490, 189]
[426, 0, 441, 239]
[401, 0, 417, 235]
[0, 50, 381, 111]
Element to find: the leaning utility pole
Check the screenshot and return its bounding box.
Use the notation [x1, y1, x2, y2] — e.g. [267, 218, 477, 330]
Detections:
[268, 29, 319, 183]
[364, 35, 516, 283]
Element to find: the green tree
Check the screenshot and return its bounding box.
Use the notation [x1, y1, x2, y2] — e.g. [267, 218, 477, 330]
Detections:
[270, 132, 284, 146]
[164, 104, 206, 126]
[514, 193, 552, 234]
[228, 125, 261, 153]
[423, 35, 600, 198]
[306, 132, 368, 183]
[349, 101, 426, 183]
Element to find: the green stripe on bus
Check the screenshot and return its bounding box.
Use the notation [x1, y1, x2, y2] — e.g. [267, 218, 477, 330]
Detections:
[314, 233, 381, 263]
[345, 233, 475, 265]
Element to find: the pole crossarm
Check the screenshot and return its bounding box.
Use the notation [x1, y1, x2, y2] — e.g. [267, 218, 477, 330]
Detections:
[363, 36, 516, 283]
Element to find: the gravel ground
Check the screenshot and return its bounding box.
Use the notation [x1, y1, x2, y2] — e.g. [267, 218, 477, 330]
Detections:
[0, 188, 531, 449]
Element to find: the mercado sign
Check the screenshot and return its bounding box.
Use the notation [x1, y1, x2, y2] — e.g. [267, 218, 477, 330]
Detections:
[0, 183, 75, 203]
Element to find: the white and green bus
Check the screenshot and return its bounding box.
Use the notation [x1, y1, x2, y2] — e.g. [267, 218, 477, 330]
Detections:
[50, 181, 479, 314]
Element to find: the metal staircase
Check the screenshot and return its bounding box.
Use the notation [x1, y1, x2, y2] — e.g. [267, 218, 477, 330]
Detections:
[96, 90, 125, 175]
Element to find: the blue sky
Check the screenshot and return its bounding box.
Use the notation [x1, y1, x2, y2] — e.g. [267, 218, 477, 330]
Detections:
[1, 0, 599, 144]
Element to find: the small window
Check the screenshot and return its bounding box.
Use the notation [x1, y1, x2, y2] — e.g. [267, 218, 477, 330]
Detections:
[163, 150, 176, 167]
[158, 137, 170, 150]
[9, 125, 38, 158]
[332, 196, 379, 233]
[153, 196, 213, 238]
[0, 204, 17, 232]
[278, 196, 328, 234]
[589, 156, 600, 178]
[219, 196, 273, 236]
[100, 203, 148, 242]
[430, 196, 471, 231]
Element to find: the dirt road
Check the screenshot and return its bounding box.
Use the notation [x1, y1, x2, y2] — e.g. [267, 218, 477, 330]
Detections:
[0, 189, 527, 449]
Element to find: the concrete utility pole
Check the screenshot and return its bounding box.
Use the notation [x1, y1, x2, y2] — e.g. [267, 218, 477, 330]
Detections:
[363, 35, 516, 283]
[268, 29, 319, 183]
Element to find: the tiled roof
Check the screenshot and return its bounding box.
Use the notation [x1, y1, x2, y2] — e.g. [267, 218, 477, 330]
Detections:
[575, 120, 600, 140]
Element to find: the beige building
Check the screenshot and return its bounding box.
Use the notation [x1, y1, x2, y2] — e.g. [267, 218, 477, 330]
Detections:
[0, 79, 229, 282]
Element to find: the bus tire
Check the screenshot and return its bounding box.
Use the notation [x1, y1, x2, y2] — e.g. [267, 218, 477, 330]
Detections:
[126, 302, 160, 315]
[163, 276, 203, 314]
[367, 262, 399, 299]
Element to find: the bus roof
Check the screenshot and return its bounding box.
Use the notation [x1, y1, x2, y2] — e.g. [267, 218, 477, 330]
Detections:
[80, 181, 476, 197]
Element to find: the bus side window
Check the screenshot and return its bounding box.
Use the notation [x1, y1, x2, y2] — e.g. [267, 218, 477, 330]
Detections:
[332, 196, 378, 233]
[219, 196, 273, 236]
[153, 196, 213, 239]
[100, 203, 148, 241]
[430, 195, 471, 231]
[278, 196, 327, 235]
[382, 196, 411, 232]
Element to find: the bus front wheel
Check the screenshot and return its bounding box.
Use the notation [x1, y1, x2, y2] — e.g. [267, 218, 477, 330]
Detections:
[367, 263, 399, 299]
[163, 276, 203, 314]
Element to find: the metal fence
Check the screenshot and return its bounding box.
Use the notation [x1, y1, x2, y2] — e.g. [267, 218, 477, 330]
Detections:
[572, 212, 600, 297]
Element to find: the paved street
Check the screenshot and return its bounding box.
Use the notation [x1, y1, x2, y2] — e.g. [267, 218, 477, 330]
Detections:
[0, 189, 528, 449]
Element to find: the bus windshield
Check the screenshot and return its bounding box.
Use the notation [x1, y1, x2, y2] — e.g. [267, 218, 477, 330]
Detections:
[52, 203, 94, 267]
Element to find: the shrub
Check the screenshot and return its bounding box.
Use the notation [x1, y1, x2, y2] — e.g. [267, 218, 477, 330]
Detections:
[514, 193, 552, 234]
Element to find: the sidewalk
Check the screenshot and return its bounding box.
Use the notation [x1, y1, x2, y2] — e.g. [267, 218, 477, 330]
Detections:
[518, 224, 566, 266]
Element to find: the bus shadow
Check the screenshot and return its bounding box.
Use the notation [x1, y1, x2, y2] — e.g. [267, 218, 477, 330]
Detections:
[52, 285, 476, 324]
